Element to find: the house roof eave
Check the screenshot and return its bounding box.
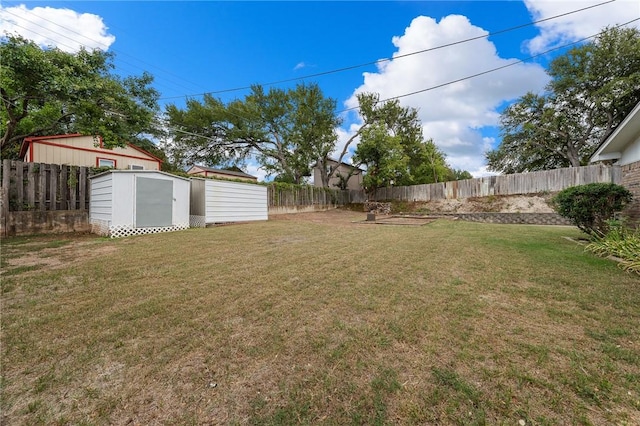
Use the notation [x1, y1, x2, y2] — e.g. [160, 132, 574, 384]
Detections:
[590, 101, 640, 163]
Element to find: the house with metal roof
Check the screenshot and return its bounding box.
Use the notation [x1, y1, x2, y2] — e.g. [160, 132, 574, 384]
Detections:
[186, 165, 258, 182]
[20, 134, 162, 170]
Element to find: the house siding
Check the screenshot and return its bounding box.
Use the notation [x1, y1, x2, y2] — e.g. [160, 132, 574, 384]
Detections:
[26, 135, 161, 170]
[621, 160, 640, 227]
[314, 161, 364, 191]
[205, 180, 268, 223]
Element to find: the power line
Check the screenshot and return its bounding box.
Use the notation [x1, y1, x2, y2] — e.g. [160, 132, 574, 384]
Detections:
[160, 18, 639, 143]
[158, 0, 618, 100]
[0, 2, 208, 95]
[340, 17, 640, 113]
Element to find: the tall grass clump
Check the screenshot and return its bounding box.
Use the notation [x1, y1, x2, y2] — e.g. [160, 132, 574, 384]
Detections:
[586, 222, 640, 275]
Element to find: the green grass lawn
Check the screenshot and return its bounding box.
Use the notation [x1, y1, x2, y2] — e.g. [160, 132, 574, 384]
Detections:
[1, 210, 639, 425]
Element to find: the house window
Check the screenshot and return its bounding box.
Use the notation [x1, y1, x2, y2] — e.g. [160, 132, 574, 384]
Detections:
[129, 165, 144, 170]
[97, 158, 116, 168]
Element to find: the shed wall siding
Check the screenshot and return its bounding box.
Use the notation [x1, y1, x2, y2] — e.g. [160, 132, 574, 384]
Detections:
[205, 180, 268, 223]
[89, 173, 113, 223]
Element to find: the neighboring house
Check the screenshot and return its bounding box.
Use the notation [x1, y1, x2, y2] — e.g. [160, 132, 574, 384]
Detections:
[20, 134, 162, 170]
[313, 159, 364, 191]
[590, 101, 640, 226]
[186, 165, 258, 182]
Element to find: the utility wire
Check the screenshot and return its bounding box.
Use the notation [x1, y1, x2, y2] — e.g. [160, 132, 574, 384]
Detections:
[160, 18, 639, 143]
[0, 0, 622, 103]
[2, 1, 635, 145]
[158, 0, 618, 100]
[0, 3, 208, 95]
[339, 17, 640, 113]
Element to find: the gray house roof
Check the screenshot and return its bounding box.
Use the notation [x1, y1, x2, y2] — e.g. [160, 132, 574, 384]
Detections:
[187, 165, 257, 180]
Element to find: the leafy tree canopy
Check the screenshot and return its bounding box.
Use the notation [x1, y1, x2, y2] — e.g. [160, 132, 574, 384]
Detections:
[487, 27, 640, 173]
[351, 94, 464, 194]
[165, 83, 341, 184]
[0, 34, 161, 159]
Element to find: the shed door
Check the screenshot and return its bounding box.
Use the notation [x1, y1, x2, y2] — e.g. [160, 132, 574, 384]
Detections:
[136, 177, 173, 227]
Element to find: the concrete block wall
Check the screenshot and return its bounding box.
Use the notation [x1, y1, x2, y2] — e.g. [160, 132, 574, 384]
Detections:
[2, 210, 90, 237]
[432, 212, 573, 226]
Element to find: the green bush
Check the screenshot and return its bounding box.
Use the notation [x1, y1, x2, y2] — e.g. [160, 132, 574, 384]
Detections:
[551, 183, 632, 235]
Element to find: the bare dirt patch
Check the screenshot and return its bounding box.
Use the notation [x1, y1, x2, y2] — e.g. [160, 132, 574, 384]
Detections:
[0, 233, 117, 276]
[270, 208, 363, 225]
[412, 194, 555, 214]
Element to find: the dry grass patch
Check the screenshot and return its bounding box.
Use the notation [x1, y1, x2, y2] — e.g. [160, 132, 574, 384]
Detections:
[1, 210, 639, 425]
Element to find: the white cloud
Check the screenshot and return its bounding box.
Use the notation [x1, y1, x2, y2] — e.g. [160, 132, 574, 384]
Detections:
[294, 62, 306, 71]
[524, 0, 640, 54]
[0, 4, 115, 53]
[244, 163, 269, 182]
[343, 14, 549, 177]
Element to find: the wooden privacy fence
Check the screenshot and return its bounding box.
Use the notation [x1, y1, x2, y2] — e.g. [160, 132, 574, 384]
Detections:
[1, 160, 91, 212]
[0, 160, 622, 212]
[268, 184, 350, 207]
[1, 160, 352, 213]
[363, 164, 621, 202]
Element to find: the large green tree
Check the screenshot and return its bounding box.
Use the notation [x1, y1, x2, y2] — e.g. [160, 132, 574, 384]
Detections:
[316, 92, 424, 188]
[351, 93, 463, 194]
[0, 35, 161, 159]
[487, 26, 640, 173]
[166, 83, 340, 184]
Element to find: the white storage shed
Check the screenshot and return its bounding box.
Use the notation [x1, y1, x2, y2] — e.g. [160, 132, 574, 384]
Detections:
[90, 170, 191, 237]
[190, 178, 268, 227]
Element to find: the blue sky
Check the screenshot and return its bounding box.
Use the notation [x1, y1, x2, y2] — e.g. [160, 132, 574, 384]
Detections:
[1, 1, 639, 179]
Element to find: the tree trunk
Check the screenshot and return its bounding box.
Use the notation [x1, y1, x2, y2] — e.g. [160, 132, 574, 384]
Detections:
[565, 141, 581, 167]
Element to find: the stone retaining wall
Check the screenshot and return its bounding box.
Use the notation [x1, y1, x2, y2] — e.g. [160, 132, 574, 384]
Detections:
[364, 202, 392, 215]
[433, 212, 573, 226]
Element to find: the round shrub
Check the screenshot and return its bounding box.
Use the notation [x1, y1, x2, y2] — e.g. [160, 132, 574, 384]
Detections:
[552, 183, 632, 235]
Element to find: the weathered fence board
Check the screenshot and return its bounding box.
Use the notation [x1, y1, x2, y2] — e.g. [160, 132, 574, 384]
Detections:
[49, 164, 58, 211]
[60, 165, 68, 210]
[16, 163, 24, 209]
[268, 185, 349, 207]
[1, 160, 622, 216]
[1, 160, 91, 212]
[38, 166, 46, 211]
[79, 167, 87, 211]
[364, 164, 620, 202]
